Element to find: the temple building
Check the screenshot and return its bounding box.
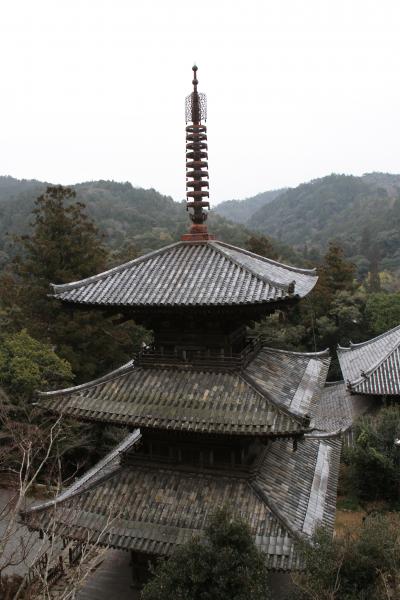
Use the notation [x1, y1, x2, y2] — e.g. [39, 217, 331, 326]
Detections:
[338, 324, 400, 398]
[22, 66, 349, 575]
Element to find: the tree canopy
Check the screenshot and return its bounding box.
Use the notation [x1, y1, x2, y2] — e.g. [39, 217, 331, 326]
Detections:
[0, 330, 73, 399]
[292, 515, 400, 600]
[141, 508, 271, 600]
[0, 185, 149, 381]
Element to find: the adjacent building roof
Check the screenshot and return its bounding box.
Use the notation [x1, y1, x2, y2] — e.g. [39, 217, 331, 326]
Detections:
[314, 382, 375, 432]
[337, 325, 400, 395]
[38, 346, 331, 437]
[21, 432, 341, 571]
[50, 241, 317, 308]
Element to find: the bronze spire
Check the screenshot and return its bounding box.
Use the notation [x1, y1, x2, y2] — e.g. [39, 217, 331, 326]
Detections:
[182, 65, 215, 241]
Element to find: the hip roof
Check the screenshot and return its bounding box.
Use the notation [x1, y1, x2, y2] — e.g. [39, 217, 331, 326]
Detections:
[37, 346, 331, 437]
[51, 241, 317, 308]
[21, 432, 341, 571]
[337, 324, 400, 395]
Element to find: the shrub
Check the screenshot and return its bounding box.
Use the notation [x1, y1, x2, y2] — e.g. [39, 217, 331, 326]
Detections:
[141, 508, 271, 600]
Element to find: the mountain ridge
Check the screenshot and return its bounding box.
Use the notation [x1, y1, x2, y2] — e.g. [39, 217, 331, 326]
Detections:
[215, 172, 400, 272]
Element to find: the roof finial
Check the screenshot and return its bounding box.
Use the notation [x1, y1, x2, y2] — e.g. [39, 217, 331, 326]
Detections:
[192, 64, 198, 87]
[182, 65, 215, 242]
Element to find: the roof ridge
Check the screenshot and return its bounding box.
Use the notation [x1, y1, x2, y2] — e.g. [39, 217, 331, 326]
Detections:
[324, 380, 345, 387]
[51, 241, 184, 293]
[260, 346, 331, 358]
[238, 371, 306, 425]
[23, 430, 141, 514]
[249, 480, 303, 541]
[211, 242, 291, 292]
[214, 240, 317, 276]
[337, 323, 400, 352]
[305, 429, 345, 439]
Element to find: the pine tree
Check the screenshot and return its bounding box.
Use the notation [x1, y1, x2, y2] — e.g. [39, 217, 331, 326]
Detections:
[2, 186, 148, 381]
[245, 234, 278, 260]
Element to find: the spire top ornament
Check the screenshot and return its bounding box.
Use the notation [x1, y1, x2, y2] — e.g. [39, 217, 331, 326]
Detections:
[182, 65, 215, 241]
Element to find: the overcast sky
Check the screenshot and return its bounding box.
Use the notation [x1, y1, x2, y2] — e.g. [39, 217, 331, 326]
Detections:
[1, 0, 399, 204]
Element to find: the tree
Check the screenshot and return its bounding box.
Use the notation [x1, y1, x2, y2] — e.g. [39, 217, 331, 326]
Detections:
[245, 234, 278, 260]
[365, 292, 400, 336]
[0, 185, 149, 381]
[292, 515, 400, 600]
[345, 405, 400, 502]
[0, 394, 113, 599]
[8, 185, 106, 336]
[0, 330, 73, 399]
[313, 243, 355, 314]
[368, 244, 381, 293]
[141, 508, 271, 600]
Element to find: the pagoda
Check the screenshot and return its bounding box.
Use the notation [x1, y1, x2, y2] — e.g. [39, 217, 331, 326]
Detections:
[22, 66, 347, 576]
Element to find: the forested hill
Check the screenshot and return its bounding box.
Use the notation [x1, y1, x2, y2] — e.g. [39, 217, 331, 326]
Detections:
[0, 176, 298, 266]
[218, 173, 400, 272]
[214, 189, 285, 223]
[3, 173, 400, 274]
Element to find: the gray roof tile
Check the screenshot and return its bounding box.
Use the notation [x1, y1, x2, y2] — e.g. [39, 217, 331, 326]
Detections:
[51, 241, 317, 307]
[38, 346, 331, 436]
[314, 382, 375, 432]
[338, 325, 400, 395]
[21, 432, 341, 571]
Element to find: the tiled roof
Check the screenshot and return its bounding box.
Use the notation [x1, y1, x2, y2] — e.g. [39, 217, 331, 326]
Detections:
[50, 241, 317, 308]
[21, 433, 341, 571]
[255, 437, 341, 537]
[314, 382, 375, 433]
[245, 348, 330, 423]
[38, 346, 330, 436]
[337, 325, 400, 395]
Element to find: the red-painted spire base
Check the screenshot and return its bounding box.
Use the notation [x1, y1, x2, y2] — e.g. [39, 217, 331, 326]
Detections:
[181, 223, 216, 242]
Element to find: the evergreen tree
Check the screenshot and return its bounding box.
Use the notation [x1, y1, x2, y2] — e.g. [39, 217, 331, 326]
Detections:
[293, 516, 400, 600]
[365, 292, 400, 335]
[319, 242, 355, 295]
[245, 234, 278, 260]
[346, 405, 400, 502]
[141, 508, 271, 600]
[1, 186, 149, 381]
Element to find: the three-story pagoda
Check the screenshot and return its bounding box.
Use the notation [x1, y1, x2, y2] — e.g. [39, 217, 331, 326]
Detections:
[22, 66, 346, 573]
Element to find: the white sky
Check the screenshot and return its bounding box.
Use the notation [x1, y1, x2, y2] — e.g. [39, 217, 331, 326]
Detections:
[1, 0, 400, 204]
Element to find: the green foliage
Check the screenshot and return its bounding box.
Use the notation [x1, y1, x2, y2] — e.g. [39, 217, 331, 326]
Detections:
[313, 243, 355, 314]
[17, 185, 107, 284]
[255, 245, 363, 365]
[245, 173, 400, 274]
[0, 330, 73, 399]
[215, 189, 284, 223]
[245, 233, 278, 260]
[0, 185, 150, 381]
[365, 292, 400, 335]
[0, 177, 276, 259]
[293, 515, 400, 599]
[255, 311, 308, 351]
[346, 406, 400, 502]
[141, 508, 270, 600]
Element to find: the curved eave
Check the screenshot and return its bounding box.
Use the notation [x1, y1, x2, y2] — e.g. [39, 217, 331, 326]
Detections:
[49, 293, 303, 309]
[49, 239, 318, 308]
[38, 402, 309, 438]
[338, 323, 400, 352]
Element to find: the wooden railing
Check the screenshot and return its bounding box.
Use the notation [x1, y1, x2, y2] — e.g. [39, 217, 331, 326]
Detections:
[135, 337, 263, 370]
